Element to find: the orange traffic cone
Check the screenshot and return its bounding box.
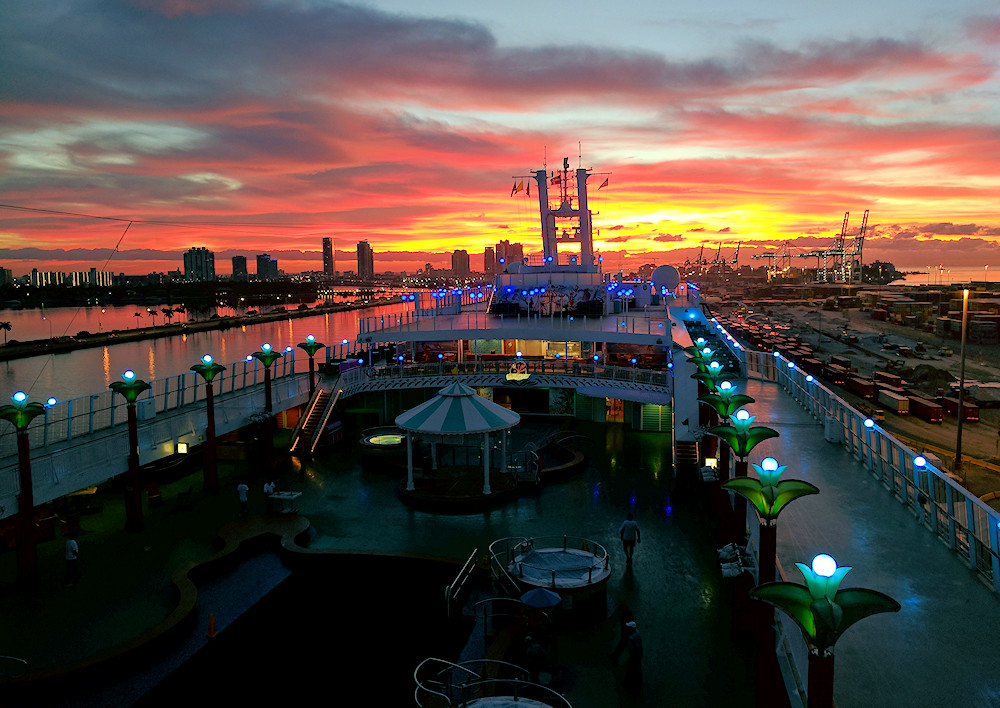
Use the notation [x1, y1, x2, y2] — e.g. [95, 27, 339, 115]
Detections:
[207, 613, 217, 639]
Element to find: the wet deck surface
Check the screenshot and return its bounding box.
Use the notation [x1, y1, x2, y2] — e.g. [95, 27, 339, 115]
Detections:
[1, 379, 998, 706]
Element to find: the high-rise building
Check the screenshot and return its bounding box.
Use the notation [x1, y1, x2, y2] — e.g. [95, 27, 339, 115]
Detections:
[357, 241, 374, 280]
[484, 247, 496, 278]
[232, 255, 248, 281]
[452, 250, 470, 277]
[256, 253, 278, 280]
[183, 247, 216, 282]
[30, 269, 65, 287]
[323, 237, 334, 277]
[495, 240, 523, 271]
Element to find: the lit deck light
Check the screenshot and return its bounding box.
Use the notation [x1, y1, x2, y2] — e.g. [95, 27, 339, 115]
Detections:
[202, 354, 213, 364]
[761, 457, 779, 472]
[788, 361, 795, 369]
[914, 456, 927, 468]
[806, 375, 814, 382]
[306, 334, 315, 343]
[46, 397, 57, 407]
[811, 554, 837, 578]
[864, 418, 874, 429]
[123, 370, 136, 381]
[342, 339, 348, 345]
[735, 409, 750, 422]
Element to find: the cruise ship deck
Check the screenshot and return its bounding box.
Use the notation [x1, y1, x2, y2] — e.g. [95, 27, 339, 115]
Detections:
[2, 374, 999, 707]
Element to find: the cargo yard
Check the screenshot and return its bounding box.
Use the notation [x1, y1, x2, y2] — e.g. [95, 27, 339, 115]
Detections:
[712, 293, 1000, 507]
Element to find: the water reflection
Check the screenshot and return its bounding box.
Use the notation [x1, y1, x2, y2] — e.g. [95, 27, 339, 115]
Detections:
[2, 302, 411, 401]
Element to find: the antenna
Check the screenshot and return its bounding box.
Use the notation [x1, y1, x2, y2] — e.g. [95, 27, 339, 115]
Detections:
[578, 141, 582, 168]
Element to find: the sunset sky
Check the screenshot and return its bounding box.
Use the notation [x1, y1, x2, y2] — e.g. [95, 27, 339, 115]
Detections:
[2, 0, 1000, 276]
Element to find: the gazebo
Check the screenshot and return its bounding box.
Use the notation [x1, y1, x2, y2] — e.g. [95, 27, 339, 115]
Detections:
[395, 383, 521, 495]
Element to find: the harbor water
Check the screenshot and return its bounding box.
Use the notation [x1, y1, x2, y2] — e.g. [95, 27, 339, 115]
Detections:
[0, 301, 412, 403]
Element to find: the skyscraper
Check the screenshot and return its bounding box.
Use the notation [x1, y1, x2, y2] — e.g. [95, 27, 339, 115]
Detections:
[256, 253, 277, 281]
[322, 237, 334, 277]
[232, 255, 248, 280]
[452, 249, 470, 277]
[484, 247, 496, 278]
[183, 247, 215, 281]
[357, 241, 374, 280]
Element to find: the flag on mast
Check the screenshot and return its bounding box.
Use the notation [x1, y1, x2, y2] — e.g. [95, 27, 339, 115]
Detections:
[598, 177, 609, 190]
[511, 180, 524, 196]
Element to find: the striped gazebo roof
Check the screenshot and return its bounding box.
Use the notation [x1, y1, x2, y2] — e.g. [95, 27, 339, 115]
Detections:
[395, 383, 521, 435]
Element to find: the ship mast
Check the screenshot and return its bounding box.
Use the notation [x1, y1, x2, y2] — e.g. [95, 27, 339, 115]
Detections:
[532, 156, 596, 271]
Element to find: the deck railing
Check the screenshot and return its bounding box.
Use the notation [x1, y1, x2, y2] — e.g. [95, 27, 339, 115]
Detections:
[734, 342, 1000, 595]
[359, 308, 672, 338]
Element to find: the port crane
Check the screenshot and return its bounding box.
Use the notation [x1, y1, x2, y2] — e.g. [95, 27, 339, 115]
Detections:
[794, 210, 869, 283]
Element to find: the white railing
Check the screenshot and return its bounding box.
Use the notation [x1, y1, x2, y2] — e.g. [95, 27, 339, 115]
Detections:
[0, 340, 378, 463]
[335, 360, 673, 400]
[358, 309, 673, 339]
[760, 347, 1000, 595]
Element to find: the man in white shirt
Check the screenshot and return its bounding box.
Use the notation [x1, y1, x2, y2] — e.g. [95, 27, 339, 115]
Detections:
[619, 513, 640, 566]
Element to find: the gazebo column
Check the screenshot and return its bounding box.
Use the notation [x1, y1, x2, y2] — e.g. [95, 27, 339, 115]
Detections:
[501, 430, 508, 474]
[431, 442, 438, 470]
[483, 431, 491, 495]
[406, 434, 415, 491]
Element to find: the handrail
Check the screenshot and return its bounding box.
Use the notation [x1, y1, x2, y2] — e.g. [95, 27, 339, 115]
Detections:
[308, 386, 342, 455]
[488, 535, 610, 589]
[732, 330, 1000, 596]
[445, 547, 479, 619]
[414, 657, 571, 708]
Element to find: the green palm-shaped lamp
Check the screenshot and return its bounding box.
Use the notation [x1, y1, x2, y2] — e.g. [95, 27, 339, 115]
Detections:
[1, 392, 47, 585]
[723, 457, 818, 584]
[297, 334, 325, 396]
[751, 554, 900, 708]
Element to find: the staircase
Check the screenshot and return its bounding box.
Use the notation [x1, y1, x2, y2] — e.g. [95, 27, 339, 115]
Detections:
[289, 383, 341, 456]
[674, 440, 701, 476]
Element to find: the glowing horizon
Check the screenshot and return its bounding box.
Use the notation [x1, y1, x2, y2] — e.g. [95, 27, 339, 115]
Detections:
[2, 1, 999, 276]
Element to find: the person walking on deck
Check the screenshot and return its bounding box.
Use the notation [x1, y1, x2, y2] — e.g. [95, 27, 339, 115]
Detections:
[619, 513, 640, 565]
[624, 620, 643, 693]
[237, 481, 249, 517]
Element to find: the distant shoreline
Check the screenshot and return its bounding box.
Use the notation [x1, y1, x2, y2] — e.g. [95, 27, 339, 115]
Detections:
[0, 298, 398, 363]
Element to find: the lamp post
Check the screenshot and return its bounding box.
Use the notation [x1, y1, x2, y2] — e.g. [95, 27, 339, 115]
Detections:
[297, 334, 325, 397]
[709, 409, 779, 539]
[250, 343, 283, 413]
[191, 355, 225, 494]
[0, 391, 46, 586]
[724, 456, 819, 585]
[110, 371, 152, 531]
[698, 380, 755, 484]
[954, 289, 969, 478]
[751, 554, 900, 708]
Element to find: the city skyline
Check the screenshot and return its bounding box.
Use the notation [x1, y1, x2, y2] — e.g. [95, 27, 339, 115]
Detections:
[2, 1, 1000, 276]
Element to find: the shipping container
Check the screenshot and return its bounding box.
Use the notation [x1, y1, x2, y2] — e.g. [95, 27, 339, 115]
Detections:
[800, 358, 825, 375]
[878, 390, 910, 414]
[873, 371, 903, 387]
[823, 364, 849, 386]
[829, 355, 851, 369]
[937, 397, 980, 422]
[908, 397, 944, 424]
[847, 377, 876, 399]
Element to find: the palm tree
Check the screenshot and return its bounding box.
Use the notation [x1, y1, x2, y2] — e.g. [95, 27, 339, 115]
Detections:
[147, 308, 156, 326]
[133, 312, 143, 328]
[0, 321, 11, 345]
[161, 308, 174, 324]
